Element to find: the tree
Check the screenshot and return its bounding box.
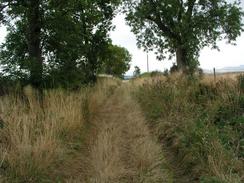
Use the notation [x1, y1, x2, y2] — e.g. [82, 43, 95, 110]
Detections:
[100, 44, 131, 78]
[0, 0, 43, 88]
[0, 0, 121, 88]
[41, 0, 120, 86]
[123, 0, 244, 71]
[133, 66, 141, 77]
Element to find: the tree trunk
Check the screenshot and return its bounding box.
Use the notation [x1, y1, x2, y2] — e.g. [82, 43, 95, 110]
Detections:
[86, 52, 97, 83]
[176, 47, 187, 71]
[27, 0, 43, 89]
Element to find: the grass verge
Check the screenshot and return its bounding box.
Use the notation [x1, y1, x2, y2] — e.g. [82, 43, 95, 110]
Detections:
[134, 73, 244, 183]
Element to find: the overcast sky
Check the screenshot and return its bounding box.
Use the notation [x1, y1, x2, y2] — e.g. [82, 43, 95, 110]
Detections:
[110, 0, 244, 75]
[0, 1, 243, 75]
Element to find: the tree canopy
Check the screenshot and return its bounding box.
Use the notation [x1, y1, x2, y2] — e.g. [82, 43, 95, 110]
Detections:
[0, 0, 243, 90]
[123, 0, 244, 71]
[100, 44, 131, 78]
[133, 66, 141, 77]
[0, 0, 121, 88]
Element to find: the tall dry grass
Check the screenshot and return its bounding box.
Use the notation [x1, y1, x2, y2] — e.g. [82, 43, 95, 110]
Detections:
[0, 77, 120, 182]
[81, 85, 172, 183]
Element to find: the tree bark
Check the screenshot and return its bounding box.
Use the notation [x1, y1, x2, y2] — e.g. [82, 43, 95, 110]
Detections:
[176, 47, 187, 71]
[26, 0, 43, 89]
[86, 51, 98, 83]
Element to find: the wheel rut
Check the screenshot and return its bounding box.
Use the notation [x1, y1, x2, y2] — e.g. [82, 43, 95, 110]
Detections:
[79, 86, 171, 183]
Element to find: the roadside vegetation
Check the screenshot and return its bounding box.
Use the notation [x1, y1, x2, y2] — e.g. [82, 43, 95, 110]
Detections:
[0, 1, 243, 182]
[0, 77, 175, 183]
[0, 78, 120, 182]
[135, 73, 244, 183]
[0, 73, 243, 182]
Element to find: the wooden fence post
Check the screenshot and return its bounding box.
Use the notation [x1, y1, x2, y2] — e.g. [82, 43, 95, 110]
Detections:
[214, 67, 216, 82]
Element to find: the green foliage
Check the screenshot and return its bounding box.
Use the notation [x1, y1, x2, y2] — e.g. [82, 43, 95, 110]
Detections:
[133, 66, 141, 77]
[0, 21, 29, 80]
[150, 71, 164, 77]
[123, 0, 244, 69]
[194, 82, 217, 103]
[198, 68, 204, 79]
[0, 0, 121, 88]
[138, 72, 151, 78]
[170, 63, 179, 73]
[162, 69, 169, 76]
[135, 75, 243, 182]
[139, 71, 164, 78]
[200, 176, 225, 183]
[0, 74, 23, 96]
[99, 44, 131, 78]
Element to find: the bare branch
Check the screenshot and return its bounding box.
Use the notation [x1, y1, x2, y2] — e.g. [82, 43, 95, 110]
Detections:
[186, 0, 196, 22]
[177, 0, 184, 23]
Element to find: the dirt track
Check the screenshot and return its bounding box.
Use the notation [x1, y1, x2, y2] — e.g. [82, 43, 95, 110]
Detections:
[77, 85, 172, 183]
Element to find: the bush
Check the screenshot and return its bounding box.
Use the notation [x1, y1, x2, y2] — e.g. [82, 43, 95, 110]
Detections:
[150, 71, 164, 77]
[170, 63, 178, 73]
[163, 69, 169, 76]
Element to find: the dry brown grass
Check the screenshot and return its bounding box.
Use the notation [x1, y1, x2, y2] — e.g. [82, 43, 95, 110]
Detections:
[207, 140, 242, 183]
[203, 72, 243, 83]
[77, 85, 172, 183]
[0, 78, 120, 182]
[131, 75, 167, 88]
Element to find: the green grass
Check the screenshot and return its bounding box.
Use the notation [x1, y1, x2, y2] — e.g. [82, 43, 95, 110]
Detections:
[134, 74, 244, 183]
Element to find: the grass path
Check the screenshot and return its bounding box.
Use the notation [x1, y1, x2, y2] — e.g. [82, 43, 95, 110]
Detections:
[71, 85, 172, 183]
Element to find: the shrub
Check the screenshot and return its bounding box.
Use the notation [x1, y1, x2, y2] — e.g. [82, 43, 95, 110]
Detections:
[170, 63, 178, 73]
[150, 71, 164, 77]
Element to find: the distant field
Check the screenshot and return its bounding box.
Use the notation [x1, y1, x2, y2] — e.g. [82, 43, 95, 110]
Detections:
[203, 72, 244, 83]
